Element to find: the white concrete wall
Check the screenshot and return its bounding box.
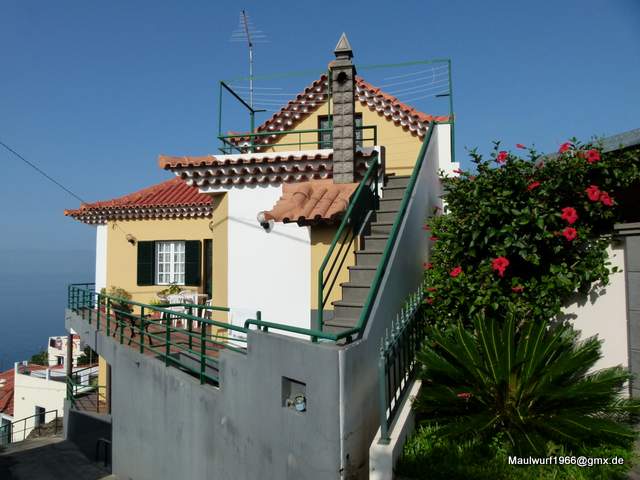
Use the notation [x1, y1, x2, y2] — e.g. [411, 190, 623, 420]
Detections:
[12, 368, 66, 441]
[565, 244, 628, 370]
[226, 184, 311, 332]
[95, 224, 108, 294]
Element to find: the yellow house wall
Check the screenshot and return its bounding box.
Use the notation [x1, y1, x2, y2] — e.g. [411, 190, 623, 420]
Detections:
[104, 194, 228, 309]
[98, 355, 108, 388]
[310, 226, 358, 312]
[266, 100, 423, 176]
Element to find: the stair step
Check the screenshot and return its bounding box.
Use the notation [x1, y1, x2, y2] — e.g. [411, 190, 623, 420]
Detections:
[375, 209, 399, 223]
[385, 175, 411, 188]
[379, 197, 402, 210]
[381, 186, 406, 200]
[348, 265, 377, 283]
[370, 222, 394, 235]
[340, 282, 372, 303]
[362, 234, 389, 250]
[331, 300, 364, 319]
[355, 249, 384, 267]
[323, 316, 358, 328]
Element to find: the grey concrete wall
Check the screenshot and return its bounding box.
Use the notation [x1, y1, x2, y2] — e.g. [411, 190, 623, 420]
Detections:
[617, 223, 640, 397]
[66, 311, 342, 480]
[64, 403, 112, 466]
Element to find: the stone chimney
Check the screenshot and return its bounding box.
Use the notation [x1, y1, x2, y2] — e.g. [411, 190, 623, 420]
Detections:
[329, 33, 356, 184]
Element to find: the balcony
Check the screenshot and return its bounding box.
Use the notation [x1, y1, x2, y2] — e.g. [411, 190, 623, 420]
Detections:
[67, 283, 254, 386]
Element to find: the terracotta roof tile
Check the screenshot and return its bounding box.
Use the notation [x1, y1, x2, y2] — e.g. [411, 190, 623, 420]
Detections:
[0, 368, 15, 417]
[65, 177, 215, 224]
[260, 179, 359, 226]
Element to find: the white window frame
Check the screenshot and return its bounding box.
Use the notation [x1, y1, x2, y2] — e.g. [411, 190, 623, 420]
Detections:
[155, 241, 186, 285]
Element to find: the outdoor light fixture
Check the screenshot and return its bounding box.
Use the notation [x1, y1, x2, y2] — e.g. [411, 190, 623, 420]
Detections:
[126, 234, 137, 245]
[256, 211, 274, 233]
[294, 394, 306, 412]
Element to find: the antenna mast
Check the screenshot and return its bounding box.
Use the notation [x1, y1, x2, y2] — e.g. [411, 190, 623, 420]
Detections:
[241, 10, 254, 109]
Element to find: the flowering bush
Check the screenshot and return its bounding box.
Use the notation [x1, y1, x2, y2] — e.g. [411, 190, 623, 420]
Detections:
[423, 140, 640, 326]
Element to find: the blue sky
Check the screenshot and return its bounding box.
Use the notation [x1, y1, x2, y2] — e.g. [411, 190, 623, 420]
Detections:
[1, 0, 639, 256]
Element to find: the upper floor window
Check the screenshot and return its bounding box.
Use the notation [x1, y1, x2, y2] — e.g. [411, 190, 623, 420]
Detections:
[318, 114, 363, 149]
[156, 241, 185, 285]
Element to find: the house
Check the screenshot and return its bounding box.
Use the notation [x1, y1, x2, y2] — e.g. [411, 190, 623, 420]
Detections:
[0, 367, 14, 445]
[47, 334, 83, 367]
[63, 35, 457, 479]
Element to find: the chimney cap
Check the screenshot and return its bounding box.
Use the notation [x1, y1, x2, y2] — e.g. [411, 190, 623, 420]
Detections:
[334, 33, 353, 59]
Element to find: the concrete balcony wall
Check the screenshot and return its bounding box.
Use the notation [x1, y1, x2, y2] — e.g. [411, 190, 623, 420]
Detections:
[66, 310, 342, 480]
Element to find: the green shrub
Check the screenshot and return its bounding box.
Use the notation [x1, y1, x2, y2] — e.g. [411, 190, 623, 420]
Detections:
[396, 424, 635, 480]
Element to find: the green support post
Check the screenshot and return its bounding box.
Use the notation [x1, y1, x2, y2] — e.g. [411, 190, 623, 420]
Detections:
[96, 293, 101, 331]
[165, 322, 171, 366]
[200, 325, 206, 385]
[188, 307, 193, 351]
[106, 298, 111, 337]
[140, 307, 145, 354]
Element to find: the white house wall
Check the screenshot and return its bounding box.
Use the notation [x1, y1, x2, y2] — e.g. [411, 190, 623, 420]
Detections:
[95, 224, 108, 294]
[565, 244, 628, 370]
[227, 185, 311, 332]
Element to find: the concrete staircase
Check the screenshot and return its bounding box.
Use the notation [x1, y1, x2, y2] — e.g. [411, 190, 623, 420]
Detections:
[323, 175, 410, 334]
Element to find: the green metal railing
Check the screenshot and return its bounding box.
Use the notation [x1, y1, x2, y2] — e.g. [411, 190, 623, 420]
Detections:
[378, 285, 427, 443]
[218, 125, 377, 154]
[317, 153, 380, 330]
[0, 410, 59, 445]
[68, 284, 257, 385]
[66, 364, 107, 414]
[244, 121, 438, 342]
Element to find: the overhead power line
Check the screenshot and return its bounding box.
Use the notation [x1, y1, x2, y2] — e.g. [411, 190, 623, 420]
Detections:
[0, 139, 87, 204]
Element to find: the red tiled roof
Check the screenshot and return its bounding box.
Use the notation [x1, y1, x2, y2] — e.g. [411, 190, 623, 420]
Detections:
[0, 368, 15, 417]
[160, 148, 377, 189]
[65, 177, 215, 224]
[260, 179, 359, 226]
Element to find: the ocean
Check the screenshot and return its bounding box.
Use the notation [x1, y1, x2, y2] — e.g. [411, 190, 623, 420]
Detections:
[0, 249, 93, 371]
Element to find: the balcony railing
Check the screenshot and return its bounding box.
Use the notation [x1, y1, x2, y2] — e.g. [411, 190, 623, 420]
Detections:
[67, 284, 257, 385]
[217, 125, 377, 154]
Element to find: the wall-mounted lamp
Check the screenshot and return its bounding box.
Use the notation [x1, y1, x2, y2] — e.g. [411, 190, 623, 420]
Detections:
[126, 234, 137, 245]
[256, 211, 274, 233]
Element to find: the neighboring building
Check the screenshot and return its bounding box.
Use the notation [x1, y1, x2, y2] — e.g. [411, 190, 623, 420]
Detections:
[63, 35, 457, 479]
[0, 368, 15, 445]
[47, 334, 82, 367]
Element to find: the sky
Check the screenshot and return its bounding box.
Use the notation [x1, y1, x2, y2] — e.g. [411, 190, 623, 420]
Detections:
[0, 1, 639, 360]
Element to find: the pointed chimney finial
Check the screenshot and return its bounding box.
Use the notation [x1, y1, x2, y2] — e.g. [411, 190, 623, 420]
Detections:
[334, 32, 353, 60]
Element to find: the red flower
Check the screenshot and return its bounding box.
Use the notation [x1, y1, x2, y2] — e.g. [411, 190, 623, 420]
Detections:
[496, 151, 508, 163]
[562, 227, 578, 241]
[527, 181, 541, 191]
[560, 207, 579, 225]
[423, 224, 430, 231]
[450, 266, 462, 278]
[491, 257, 510, 277]
[457, 392, 472, 400]
[558, 142, 572, 153]
[511, 285, 524, 293]
[600, 191, 614, 206]
[585, 149, 601, 164]
[425, 298, 434, 305]
[424, 262, 433, 270]
[429, 236, 439, 241]
[516, 143, 526, 149]
[427, 287, 437, 292]
[453, 168, 464, 174]
[586, 185, 601, 202]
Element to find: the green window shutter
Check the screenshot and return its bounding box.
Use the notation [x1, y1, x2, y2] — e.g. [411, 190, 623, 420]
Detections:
[184, 240, 202, 286]
[137, 241, 155, 286]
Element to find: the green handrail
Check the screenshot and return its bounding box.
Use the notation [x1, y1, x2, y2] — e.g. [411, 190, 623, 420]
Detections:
[317, 153, 380, 330]
[245, 121, 440, 341]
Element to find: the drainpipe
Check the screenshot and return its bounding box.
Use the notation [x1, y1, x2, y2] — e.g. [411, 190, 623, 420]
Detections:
[329, 33, 356, 184]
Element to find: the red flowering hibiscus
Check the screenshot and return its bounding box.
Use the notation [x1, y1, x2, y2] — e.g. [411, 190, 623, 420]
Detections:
[457, 392, 472, 400]
[585, 149, 601, 164]
[516, 143, 526, 149]
[450, 266, 462, 277]
[527, 181, 541, 191]
[423, 224, 430, 231]
[491, 257, 509, 277]
[496, 151, 508, 163]
[429, 236, 439, 241]
[511, 285, 524, 293]
[424, 262, 433, 269]
[562, 227, 578, 241]
[600, 191, 614, 206]
[559, 142, 572, 153]
[426, 287, 437, 292]
[560, 207, 579, 225]
[586, 185, 601, 202]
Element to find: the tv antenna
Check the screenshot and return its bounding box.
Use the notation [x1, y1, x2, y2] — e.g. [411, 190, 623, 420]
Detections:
[230, 10, 268, 109]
